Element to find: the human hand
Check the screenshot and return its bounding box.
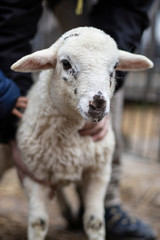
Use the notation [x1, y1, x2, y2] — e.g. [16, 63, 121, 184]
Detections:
[78, 115, 109, 142]
[12, 97, 28, 118]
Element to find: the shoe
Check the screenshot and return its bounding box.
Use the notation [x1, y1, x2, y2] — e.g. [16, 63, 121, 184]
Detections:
[105, 205, 157, 240]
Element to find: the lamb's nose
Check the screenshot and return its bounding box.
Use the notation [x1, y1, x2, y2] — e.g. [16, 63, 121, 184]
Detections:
[89, 93, 106, 115]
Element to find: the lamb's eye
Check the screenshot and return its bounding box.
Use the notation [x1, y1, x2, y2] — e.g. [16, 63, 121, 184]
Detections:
[62, 59, 72, 70]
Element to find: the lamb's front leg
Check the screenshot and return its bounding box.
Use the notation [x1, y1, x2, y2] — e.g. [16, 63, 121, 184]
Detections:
[23, 177, 51, 240]
[82, 164, 112, 240]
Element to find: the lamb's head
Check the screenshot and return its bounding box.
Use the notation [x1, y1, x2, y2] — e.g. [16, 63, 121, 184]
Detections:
[11, 27, 153, 122]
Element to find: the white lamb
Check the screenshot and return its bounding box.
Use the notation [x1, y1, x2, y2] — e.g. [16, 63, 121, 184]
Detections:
[11, 27, 153, 240]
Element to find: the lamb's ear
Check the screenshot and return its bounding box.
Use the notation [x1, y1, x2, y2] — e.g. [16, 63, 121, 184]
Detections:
[116, 50, 154, 71]
[11, 47, 57, 72]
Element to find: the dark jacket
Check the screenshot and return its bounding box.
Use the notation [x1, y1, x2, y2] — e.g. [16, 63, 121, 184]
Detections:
[0, 0, 43, 142]
[90, 0, 154, 90]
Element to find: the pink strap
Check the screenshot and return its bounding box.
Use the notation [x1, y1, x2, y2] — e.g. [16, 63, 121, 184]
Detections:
[10, 140, 55, 199]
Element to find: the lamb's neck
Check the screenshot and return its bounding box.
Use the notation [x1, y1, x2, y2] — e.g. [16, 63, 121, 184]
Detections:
[35, 95, 84, 136]
[50, 105, 85, 134]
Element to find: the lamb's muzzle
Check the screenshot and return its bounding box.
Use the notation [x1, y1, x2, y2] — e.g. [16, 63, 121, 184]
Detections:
[88, 92, 107, 121]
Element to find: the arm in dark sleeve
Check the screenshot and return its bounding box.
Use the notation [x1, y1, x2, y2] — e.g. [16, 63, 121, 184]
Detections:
[0, 0, 43, 96]
[90, 0, 154, 91]
[0, 70, 20, 119]
[0, 0, 43, 142]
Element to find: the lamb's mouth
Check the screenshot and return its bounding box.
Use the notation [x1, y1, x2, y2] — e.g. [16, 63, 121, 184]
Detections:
[85, 112, 107, 122]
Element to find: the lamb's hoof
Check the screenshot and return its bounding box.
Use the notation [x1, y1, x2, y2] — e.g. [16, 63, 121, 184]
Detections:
[84, 214, 105, 240]
[31, 218, 46, 231]
[86, 215, 103, 231]
[29, 218, 48, 240]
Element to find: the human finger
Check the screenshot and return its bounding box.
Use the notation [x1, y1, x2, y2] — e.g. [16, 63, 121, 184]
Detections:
[79, 123, 102, 136]
[92, 119, 109, 141]
[12, 108, 23, 118]
[15, 101, 28, 109]
[16, 97, 28, 105]
[79, 122, 97, 132]
[79, 116, 109, 136]
[15, 97, 28, 109]
[17, 96, 28, 103]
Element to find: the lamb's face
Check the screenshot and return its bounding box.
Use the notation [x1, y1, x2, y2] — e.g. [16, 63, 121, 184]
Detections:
[52, 29, 119, 122]
[11, 27, 153, 122]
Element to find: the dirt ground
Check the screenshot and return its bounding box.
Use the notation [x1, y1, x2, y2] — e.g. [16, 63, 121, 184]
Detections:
[0, 152, 159, 240]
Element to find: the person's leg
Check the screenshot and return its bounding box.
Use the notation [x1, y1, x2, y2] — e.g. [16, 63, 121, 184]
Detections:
[104, 80, 156, 240]
[105, 87, 124, 207]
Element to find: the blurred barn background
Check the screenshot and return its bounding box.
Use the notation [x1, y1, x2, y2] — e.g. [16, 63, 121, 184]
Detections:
[122, 0, 160, 162]
[0, 1, 159, 240]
